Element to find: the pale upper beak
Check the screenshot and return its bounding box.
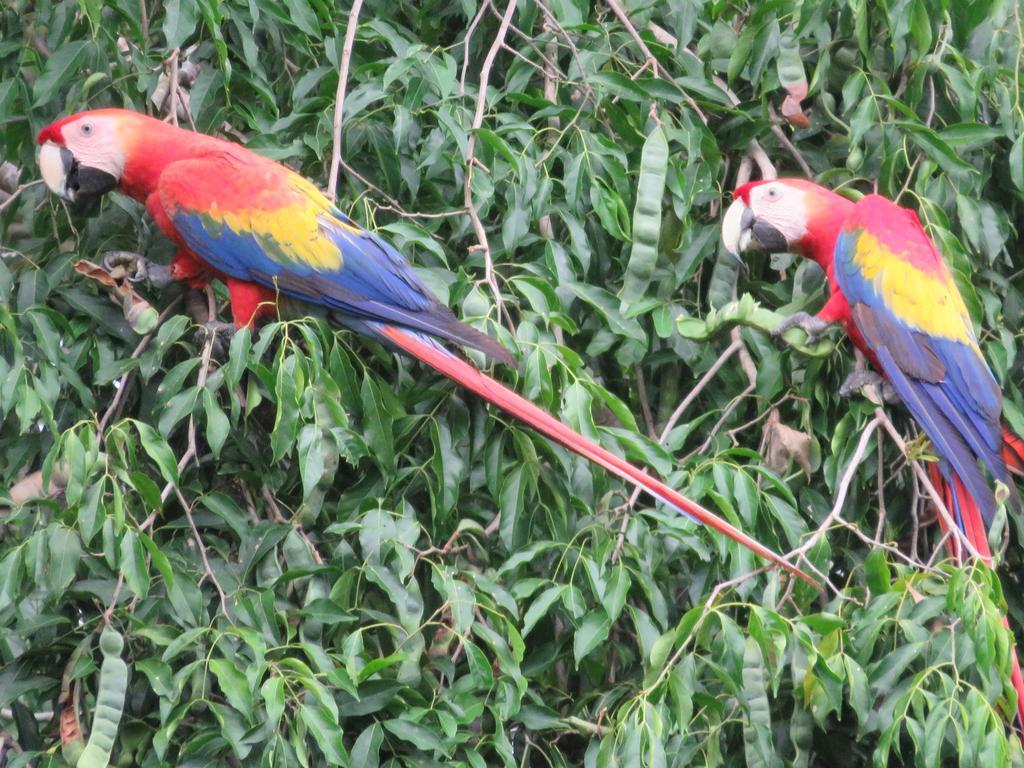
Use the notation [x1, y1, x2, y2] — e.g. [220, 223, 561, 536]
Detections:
[721, 198, 789, 256]
[38, 140, 119, 203]
[721, 198, 755, 256]
[39, 141, 76, 200]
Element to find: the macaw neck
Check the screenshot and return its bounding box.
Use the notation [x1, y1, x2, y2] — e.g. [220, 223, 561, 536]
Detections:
[119, 121, 229, 203]
[795, 193, 857, 276]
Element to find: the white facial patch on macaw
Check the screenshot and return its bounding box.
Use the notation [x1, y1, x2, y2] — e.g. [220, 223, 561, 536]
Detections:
[747, 182, 809, 245]
[61, 116, 126, 182]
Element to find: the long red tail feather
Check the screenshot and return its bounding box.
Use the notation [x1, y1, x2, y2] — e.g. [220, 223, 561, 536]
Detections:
[378, 324, 815, 585]
[928, 465, 1024, 733]
[1002, 424, 1024, 477]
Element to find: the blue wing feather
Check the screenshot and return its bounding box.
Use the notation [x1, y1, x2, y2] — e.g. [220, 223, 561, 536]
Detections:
[160, 158, 513, 363]
[834, 197, 1006, 524]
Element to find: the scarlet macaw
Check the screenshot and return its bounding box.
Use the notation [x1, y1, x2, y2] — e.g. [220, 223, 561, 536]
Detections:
[35, 108, 808, 580]
[721, 177, 1024, 727]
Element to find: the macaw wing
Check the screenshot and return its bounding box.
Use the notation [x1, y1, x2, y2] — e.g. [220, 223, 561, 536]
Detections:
[833, 195, 1005, 523]
[156, 154, 511, 361]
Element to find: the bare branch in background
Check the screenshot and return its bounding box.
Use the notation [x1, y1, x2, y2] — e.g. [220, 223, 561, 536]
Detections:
[327, 0, 366, 202]
[464, 0, 518, 328]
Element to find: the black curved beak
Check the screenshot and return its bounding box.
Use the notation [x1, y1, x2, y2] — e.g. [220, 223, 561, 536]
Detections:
[721, 199, 789, 256]
[750, 219, 788, 252]
[38, 141, 118, 206]
[66, 162, 118, 202]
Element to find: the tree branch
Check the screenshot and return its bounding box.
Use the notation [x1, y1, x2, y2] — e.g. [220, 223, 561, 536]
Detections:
[327, 0, 365, 202]
[783, 415, 881, 565]
[874, 408, 984, 562]
[464, 0, 518, 328]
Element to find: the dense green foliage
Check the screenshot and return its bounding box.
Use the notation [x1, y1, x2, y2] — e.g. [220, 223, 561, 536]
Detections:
[2, 0, 1024, 765]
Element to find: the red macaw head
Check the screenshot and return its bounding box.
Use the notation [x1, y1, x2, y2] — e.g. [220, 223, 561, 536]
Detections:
[37, 110, 132, 203]
[721, 178, 854, 258]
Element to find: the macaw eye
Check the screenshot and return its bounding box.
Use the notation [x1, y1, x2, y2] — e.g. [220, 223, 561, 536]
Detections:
[766, 187, 778, 199]
[81, 122, 93, 136]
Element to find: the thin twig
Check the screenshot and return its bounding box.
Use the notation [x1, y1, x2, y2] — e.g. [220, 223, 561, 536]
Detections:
[166, 49, 180, 127]
[160, 288, 218, 504]
[534, 0, 597, 106]
[603, 0, 706, 122]
[635, 367, 655, 438]
[767, 104, 813, 177]
[687, 383, 756, 460]
[327, 0, 365, 202]
[874, 408, 983, 561]
[712, 75, 777, 180]
[139, 0, 149, 43]
[459, 1, 490, 96]
[464, 0, 518, 328]
[98, 295, 184, 435]
[0, 180, 44, 216]
[726, 393, 804, 443]
[101, 573, 126, 623]
[611, 337, 744, 562]
[783, 415, 882, 563]
[261, 485, 324, 564]
[909, 471, 922, 561]
[373, 203, 466, 220]
[617, 20, 780, 171]
[837, 517, 940, 575]
[663, 340, 743, 445]
[605, 0, 659, 72]
[925, 76, 937, 128]
[538, 24, 564, 345]
[684, 328, 757, 459]
[622, 338, 741, 509]
[704, 565, 770, 609]
[875, 429, 887, 543]
[498, 14, 564, 82]
[261, 486, 287, 523]
[175, 485, 229, 614]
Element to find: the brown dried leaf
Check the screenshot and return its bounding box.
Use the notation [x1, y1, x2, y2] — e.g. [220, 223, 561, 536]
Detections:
[0, 161, 20, 194]
[762, 409, 813, 478]
[59, 684, 83, 747]
[7, 461, 69, 505]
[73, 259, 159, 334]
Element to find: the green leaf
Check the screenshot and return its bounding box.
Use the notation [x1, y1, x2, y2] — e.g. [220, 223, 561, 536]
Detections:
[522, 584, 565, 637]
[288, 0, 322, 37]
[573, 608, 612, 666]
[864, 548, 891, 594]
[299, 702, 347, 764]
[210, 658, 254, 715]
[33, 41, 89, 106]
[46, 526, 80, 593]
[119, 530, 151, 599]
[134, 420, 180, 485]
[350, 724, 383, 768]
[202, 389, 230, 458]
[162, 0, 200, 49]
[382, 718, 449, 755]
[359, 375, 395, 472]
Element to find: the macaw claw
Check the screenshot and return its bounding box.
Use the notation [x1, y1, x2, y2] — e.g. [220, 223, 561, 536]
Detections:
[102, 250, 175, 289]
[771, 311, 831, 344]
[839, 369, 900, 403]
